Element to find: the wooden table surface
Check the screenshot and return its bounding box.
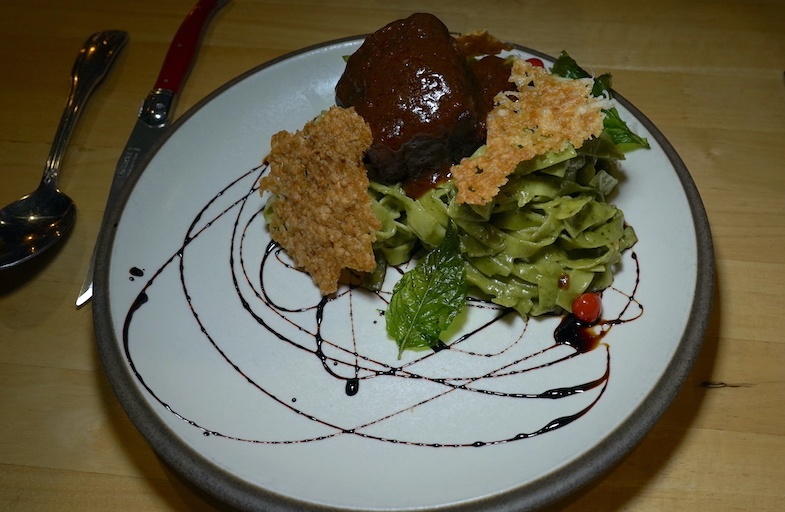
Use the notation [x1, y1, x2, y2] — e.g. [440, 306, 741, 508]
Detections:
[1, 0, 783, 510]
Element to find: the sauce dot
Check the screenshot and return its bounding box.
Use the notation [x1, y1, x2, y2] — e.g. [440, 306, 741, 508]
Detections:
[345, 378, 360, 396]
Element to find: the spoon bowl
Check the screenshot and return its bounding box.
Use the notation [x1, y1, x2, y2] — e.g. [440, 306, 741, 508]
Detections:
[0, 186, 77, 269]
[0, 30, 127, 270]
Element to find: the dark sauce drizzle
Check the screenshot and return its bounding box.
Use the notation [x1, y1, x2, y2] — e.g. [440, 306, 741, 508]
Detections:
[121, 163, 643, 448]
[556, 252, 643, 354]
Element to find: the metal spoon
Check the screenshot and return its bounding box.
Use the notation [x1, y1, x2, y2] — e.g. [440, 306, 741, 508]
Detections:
[0, 30, 128, 270]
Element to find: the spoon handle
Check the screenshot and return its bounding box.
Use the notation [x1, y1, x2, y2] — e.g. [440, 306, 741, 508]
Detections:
[42, 30, 129, 188]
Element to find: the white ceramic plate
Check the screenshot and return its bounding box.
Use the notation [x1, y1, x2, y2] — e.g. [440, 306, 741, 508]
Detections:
[94, 37, 714, 512]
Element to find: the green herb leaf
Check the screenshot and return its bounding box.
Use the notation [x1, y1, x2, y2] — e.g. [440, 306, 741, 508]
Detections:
[552, 52, 649, 152]
[551, 51, 589, 80]
[551, 51, 612, 97]
[602, 107, 650, 151]
[386, 221, 467, 358]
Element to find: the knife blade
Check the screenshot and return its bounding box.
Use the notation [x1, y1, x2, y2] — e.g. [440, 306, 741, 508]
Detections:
[76, 0, 229, 307]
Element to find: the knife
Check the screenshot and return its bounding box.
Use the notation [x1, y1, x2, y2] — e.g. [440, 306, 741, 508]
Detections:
[76, 0, 229, 308]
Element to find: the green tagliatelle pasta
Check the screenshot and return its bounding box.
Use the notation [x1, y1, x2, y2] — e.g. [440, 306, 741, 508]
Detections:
[368, 136, 637, 318]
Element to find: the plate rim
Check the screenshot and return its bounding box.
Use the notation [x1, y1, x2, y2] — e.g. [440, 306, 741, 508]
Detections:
[93, 35, 715, 512]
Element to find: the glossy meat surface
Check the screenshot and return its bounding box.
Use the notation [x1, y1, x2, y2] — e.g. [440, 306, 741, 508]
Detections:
[335, 13, 511, 191]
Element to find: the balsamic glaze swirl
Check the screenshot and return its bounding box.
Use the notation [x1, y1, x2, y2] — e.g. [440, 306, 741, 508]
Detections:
[121, 164, 643, 448]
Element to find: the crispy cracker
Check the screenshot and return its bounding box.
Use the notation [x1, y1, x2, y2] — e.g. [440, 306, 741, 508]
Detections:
[259, 106, 379, 294]
[451, 58, 611, 205]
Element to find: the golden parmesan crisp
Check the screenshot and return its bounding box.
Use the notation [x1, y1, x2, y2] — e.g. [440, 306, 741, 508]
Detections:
[451, 58, 611, 205]
[259, 106, 379, 295]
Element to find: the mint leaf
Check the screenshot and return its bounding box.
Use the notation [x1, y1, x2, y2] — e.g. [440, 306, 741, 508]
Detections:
[386, 221, 467, 358]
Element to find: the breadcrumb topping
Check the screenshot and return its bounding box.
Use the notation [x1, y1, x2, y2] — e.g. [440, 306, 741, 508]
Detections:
[451, 58, 611, 205]
[259, 106, 379, 295]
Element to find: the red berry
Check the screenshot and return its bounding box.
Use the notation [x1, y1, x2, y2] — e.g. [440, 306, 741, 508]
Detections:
[571, 293, 602, 324]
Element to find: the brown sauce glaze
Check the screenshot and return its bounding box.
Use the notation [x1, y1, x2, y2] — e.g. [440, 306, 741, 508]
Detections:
[336, 13, 514, 196]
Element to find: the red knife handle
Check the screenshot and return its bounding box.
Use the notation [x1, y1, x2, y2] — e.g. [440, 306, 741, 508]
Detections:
[153, 0, 228, 93]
